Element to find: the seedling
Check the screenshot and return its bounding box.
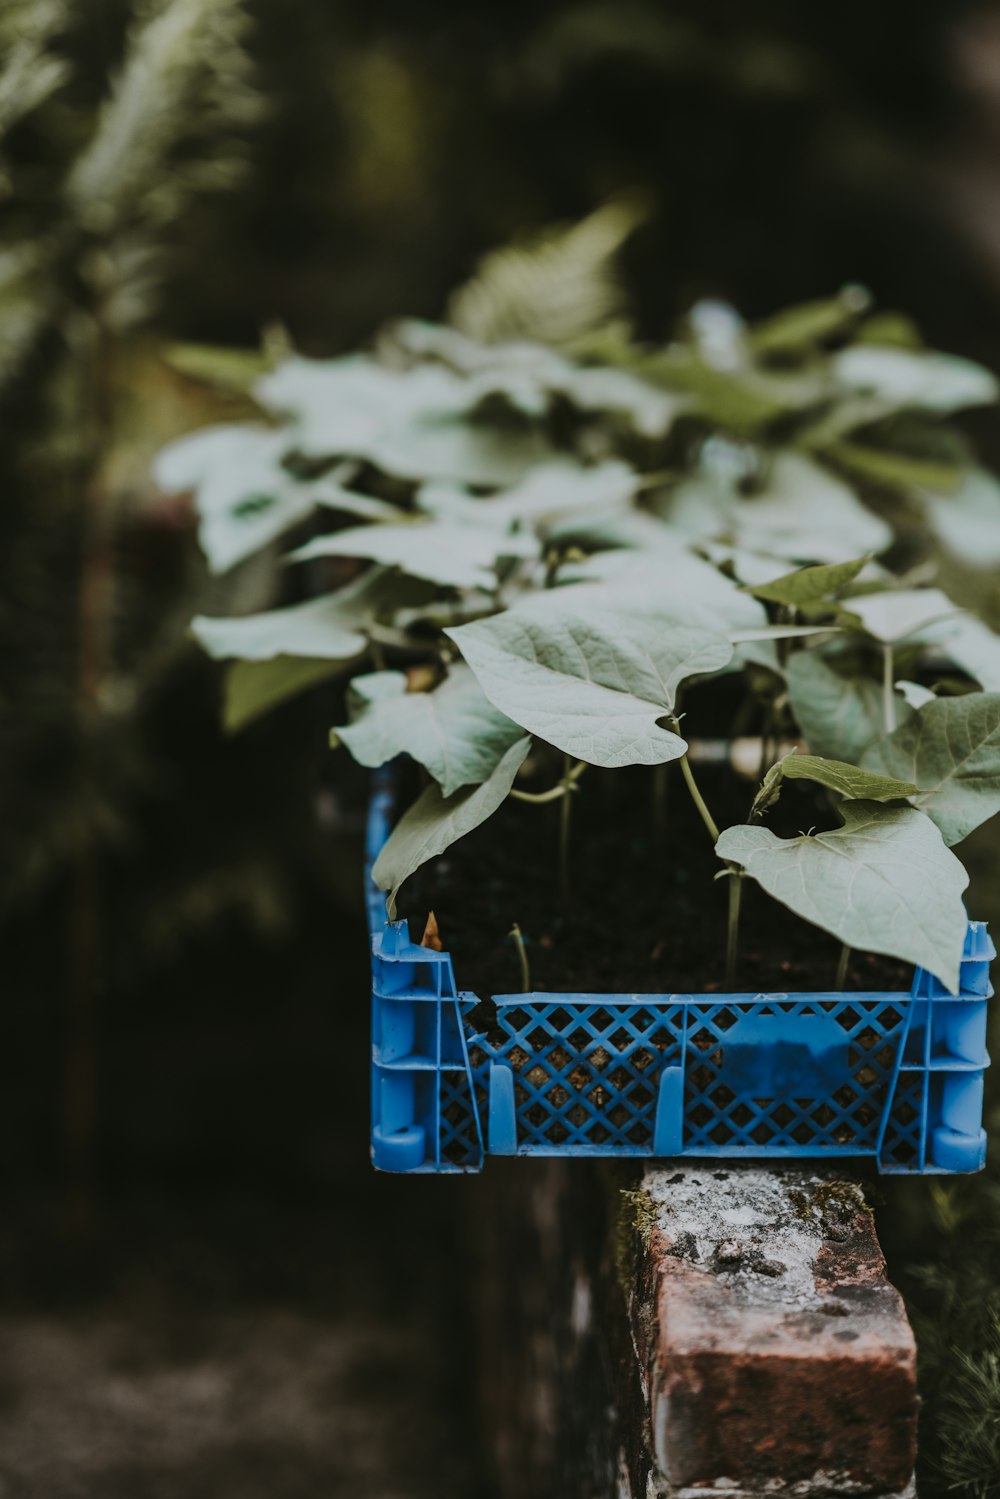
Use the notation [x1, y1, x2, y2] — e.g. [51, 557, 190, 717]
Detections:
[508, 923, 530, 993]
[160, 277, 1000, 995]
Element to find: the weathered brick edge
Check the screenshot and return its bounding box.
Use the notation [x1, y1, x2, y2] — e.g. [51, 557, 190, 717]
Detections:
[619, 1165, 917, 1499]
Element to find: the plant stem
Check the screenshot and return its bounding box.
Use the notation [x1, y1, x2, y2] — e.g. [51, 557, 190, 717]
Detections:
[509, 923, 531, 992]
[510, 784, 567, 805]
[675, 746, 721, 846]
[777, 604, 796, 671]
[510, 761, 586, 804]
[725, 871, 743, 989]
[835, 943, 851, 991]
[666, 719, 738, 988]
[882, 644, 895, 733]
[559, 754, 573, 904]
[368, 634, 388, 672]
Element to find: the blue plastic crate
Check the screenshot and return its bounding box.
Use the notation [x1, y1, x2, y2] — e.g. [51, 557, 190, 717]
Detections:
[367, 773, 994, 1175]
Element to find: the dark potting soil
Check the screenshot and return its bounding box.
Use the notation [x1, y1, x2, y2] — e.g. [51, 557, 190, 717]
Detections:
[402, 762, 913, 1000]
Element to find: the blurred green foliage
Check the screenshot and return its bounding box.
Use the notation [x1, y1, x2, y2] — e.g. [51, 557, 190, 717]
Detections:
[164, 0, 1000, 360]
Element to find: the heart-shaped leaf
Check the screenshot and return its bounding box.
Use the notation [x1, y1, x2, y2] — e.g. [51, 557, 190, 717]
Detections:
[373, 736, 532, 911]
[446, 599, 733, 767]
[716, 802, 968, 990]
[862, 693, 1000, 846]
[335, 664, 524, 795]
[786, 652, 912, 762]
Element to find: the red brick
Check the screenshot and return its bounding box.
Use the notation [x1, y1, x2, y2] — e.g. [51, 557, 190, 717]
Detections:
[627, 1165, 917, 1496]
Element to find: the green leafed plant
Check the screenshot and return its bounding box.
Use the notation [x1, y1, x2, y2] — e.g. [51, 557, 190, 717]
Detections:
[156, 209, 1000, 991]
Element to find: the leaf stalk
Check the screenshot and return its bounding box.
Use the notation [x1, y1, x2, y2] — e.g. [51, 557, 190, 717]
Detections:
[559, 754, 574, 903]
[882, 644, 895, 734]
[673, 742, 721, 846]
[725, 870, 743, 989]
[509, 923, 531, 992]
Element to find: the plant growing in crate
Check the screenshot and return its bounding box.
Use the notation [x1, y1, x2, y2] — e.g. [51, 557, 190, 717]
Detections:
[154, 213, 1000, 1172]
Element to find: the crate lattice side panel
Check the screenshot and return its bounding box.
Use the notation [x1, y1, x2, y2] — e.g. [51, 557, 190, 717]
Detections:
[366, 771, 993, 1176]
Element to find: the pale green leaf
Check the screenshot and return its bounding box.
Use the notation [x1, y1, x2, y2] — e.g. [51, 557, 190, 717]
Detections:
[553, 553, 775, 671]
[394, 320, 681, 434]
[547, 505, 682, 553]
[734, 454, 892, 562]
[392, 318, 565, 374]
[548, 365, 683, 436]
[446, 598, 733, 767]
[841, 588, 962, 645]
[417, 459, 639, 534]
[256, 355, 463, 456]
[553, 549, 768, 635]
[663, 452, 891, 564]
[703, 541, 842, 590]
[372, 736, 532, 907]
[335, 664, 523, 796]
[716, 802, 968, 990]
[862, 693, 1000, 846]
[366, 418, 555, 486]
[831, 345, 998, 414]
[194, 595, 367, 663]
[920, 468, 1000, 569]
[290, 521, 537, 590]
[223, 655, 345, 733]
[313, 485, 403, 523]
[786, 652, 911, 761]
[895, 680, 936, 710]
[746, 556, 869, 607]
[153, 423, 320, 573]
[938, 615, 1000, 691]
[256, 353, 555, 484]
[729, 624, 840, 643]
[191, 569, 414, 662]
